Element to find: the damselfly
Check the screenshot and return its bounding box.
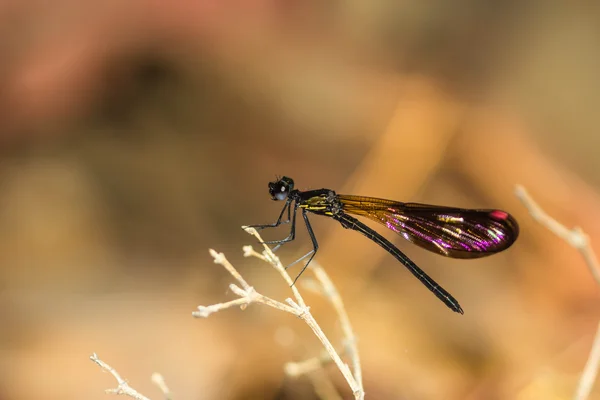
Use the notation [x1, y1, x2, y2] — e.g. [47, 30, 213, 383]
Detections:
[248, 176, 519, 314]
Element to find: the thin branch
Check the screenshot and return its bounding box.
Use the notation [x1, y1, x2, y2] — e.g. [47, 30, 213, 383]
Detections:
[307, 369, 345, 400]
[151, 373, 172, 400]
[242, 226, 307, 308]
[515, 185, 600, 285]
[90, 353, 151, 400]
[284, 297, 359, 397]
[515, 185, 600, 400]
[243, 228, 363, 395]
[193, 296, 250, 318]
[286, 355, 331, 377]
[575, 322, 600, 400]
[208, 248, 251, 291]
[285, 348, 346, 377]
[195, 227, 364, 400]
[310, 262, 363, 392]
[243, 227, 363, 398]
[193, 277, 301, 318]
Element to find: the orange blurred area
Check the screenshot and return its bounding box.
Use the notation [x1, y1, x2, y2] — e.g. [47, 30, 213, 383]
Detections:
[1, 1, 600, 399]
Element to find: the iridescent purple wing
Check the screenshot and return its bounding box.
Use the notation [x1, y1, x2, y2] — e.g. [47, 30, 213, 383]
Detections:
[338, 195, 519, 258]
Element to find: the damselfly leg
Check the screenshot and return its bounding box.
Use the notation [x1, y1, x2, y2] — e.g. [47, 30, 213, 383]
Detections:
[248, 200, 296, 252]
[286, 209, 319, 284]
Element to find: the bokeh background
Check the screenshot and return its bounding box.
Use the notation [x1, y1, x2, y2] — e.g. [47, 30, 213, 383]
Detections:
[2, 1, 600, 399]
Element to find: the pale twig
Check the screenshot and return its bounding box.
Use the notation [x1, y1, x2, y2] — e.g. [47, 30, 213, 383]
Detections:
[195, 227, 364, 400]
[285, 348, 347, 376]
[242, 226, 306, 308]
[575, 322, 600, 400]
[208, 249, 251, 291]
[310, 262, 363, 392]
[243, 227, 362, 398]
[193, 273, 301, 318]
[284, 297, 359, 398]
[514, 185, 600, 285]
[151, 373, 172, 400]
[515, 185, 600, 400]
[243, 227, 363, 398]
[307, 369, 345, 400]
[286, 355, 329, 377]
[90, 353, 151, 400]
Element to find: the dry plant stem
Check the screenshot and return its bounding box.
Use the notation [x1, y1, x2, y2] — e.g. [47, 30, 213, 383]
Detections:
[286, 348, 346, 376]
[243, 227, 363, 398]
[576, 322, 600, 400]
[194, 227, 364, 399]
[209, 249, 251, 290]
[151, 373, 172, 400]
[193, 277, 301, 318]
[241, 227, 306, 308]
[311, 263, 363, 391]
[307, 369, 345, 400]
[90, 353, 151, 400]
[515, 185, 600, 400]
[283, 296, 358, 396]
[286, 355, 329, 377]
[514, 185, 600, 285]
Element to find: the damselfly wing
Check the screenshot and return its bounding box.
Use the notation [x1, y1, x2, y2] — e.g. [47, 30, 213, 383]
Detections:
[338, 195, 519, 258]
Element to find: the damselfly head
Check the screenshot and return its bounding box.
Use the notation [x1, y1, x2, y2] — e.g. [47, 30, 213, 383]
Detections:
[269, 176, 294, 201]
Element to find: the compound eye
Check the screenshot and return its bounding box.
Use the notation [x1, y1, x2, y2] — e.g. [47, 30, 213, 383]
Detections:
[274, 184, 289, 201]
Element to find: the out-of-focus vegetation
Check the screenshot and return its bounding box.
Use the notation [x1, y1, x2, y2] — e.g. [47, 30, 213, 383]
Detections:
[1, 1, 600, 399]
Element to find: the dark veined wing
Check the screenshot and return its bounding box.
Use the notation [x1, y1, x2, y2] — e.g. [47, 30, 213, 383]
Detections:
[338, 195, 519, 259]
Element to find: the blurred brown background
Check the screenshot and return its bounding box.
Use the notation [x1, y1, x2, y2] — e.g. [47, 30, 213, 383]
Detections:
[1, 1, 600, 399]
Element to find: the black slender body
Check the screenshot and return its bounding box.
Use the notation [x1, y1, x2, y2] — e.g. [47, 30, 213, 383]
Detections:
[248, 176, 519, 314]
